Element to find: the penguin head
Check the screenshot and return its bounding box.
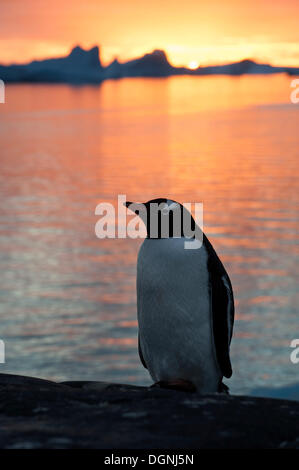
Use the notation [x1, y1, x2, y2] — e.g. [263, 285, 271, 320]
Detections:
[124, 198, 196, 239]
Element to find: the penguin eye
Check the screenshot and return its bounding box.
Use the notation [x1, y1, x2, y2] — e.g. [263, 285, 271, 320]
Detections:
[135, 210, 140, 215]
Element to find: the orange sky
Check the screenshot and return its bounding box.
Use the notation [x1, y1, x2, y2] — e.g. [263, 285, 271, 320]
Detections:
[0, 0, 299, 67]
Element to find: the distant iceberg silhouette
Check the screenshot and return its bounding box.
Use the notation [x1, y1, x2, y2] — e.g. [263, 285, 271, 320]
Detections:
[0, 45, 298, 84]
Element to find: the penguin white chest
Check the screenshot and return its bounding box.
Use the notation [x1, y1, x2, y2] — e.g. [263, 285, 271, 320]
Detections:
[137, 237, 221, 392]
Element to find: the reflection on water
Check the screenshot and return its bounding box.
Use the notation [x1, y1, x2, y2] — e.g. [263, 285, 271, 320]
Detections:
[0, 75, 298, 397]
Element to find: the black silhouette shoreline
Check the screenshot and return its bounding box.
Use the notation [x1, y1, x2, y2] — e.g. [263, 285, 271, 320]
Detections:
[1, 45, 299, 84]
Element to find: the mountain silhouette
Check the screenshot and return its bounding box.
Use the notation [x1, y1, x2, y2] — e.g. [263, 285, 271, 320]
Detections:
[0, 45, 298, 83]
[0, 45, 103, 83]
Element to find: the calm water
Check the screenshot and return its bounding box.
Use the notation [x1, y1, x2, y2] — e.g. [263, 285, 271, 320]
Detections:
[0, 75, 298, 398]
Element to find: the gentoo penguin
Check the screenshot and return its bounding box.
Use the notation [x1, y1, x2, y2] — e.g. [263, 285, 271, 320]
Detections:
[125, 198, 234, 393]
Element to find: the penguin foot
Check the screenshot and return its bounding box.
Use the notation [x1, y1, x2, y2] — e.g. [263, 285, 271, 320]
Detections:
[218, 382, 230, 394]
[151, 379, 196, 393]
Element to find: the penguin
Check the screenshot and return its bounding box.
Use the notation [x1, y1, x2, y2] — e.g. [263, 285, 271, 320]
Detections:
[125, 198, 234, 394]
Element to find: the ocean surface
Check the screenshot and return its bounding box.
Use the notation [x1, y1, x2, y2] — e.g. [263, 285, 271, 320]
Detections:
[0, 75, 298, 399]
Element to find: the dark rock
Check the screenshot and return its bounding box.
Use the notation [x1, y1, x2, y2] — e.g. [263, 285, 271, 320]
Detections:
[0, 373, 299, 449]
[251, 382, 299, 401]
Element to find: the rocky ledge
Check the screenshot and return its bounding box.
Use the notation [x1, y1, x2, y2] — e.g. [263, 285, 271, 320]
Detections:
[0, 373, 298, 449]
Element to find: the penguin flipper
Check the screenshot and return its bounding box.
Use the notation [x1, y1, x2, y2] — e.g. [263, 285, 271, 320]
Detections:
[204, 234, 235, 379]
[211, 269, 234, 378]
[138, 334, 148, 369]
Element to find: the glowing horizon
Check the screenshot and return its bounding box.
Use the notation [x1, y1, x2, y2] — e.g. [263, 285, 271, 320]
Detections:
[0, 0, 299, 68]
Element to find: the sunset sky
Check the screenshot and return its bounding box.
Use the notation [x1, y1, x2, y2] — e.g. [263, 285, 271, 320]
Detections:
[1, 0, 299, 67]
